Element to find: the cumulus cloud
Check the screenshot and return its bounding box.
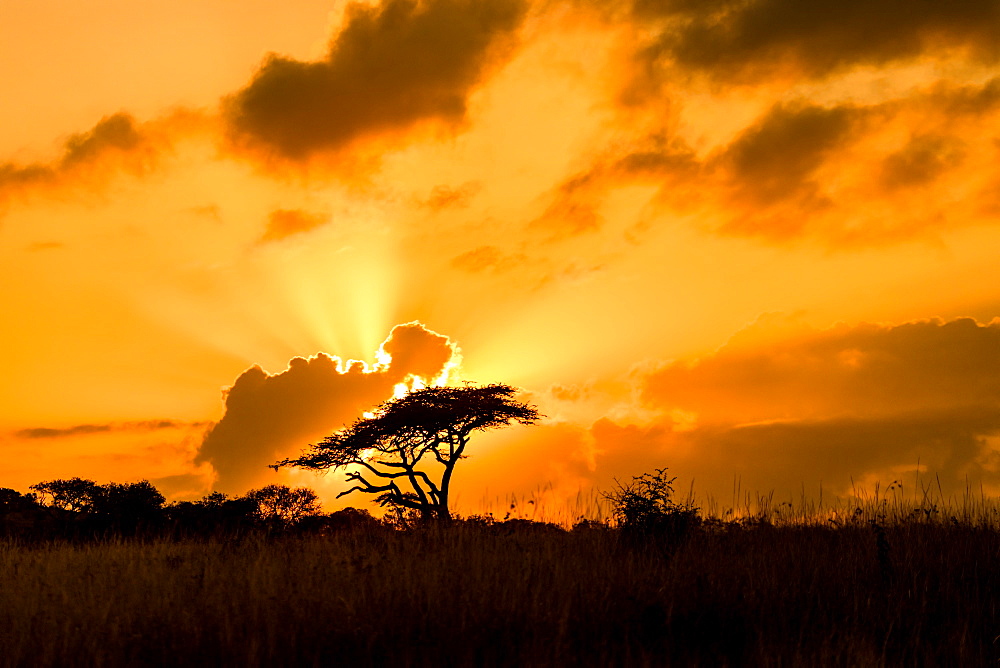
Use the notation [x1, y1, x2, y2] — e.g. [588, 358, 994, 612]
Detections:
[224, 0, 528, 161]
[195, 322, 459, 493]
[633, 0, 1000, 83]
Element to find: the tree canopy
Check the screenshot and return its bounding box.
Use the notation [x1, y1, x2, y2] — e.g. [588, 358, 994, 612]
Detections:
[274, 383, 541, 521]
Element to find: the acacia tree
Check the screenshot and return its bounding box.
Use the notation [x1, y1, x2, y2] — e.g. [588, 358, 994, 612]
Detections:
[274, 383, 541, 521]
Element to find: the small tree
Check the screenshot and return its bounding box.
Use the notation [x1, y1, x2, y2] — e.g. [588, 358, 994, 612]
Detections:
[274, 383, 541, 521]
[245, 484, 322, 525]
[604, 468, 700, 539]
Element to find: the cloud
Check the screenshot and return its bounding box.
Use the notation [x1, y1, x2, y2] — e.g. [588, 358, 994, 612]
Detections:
[879, 134, 967, 190]
[224, 0, 528, 161]
[149, 469, 216, 500]
[0, 112, 165, 212]
[378, 319, 458, 382]
[633, 0, 1000, 83]
[589, 317, 1000, 497]
[259, 208, 330, 243]
[195, 322, 459, 493]
[704, 87, 1000, 243]
[720, 103, 856, 205]
[468, 317, 1000, 504]
[420, 182, 480, 210]
[589, 408, 1000, 503]
[533, 74, 1000, 247]
[530, 135, 697, 240]
[450, 245, 528, 273]
[14, 420, 207, 440]
[60, 113, 144, 167]
[26, 241, 65, 252]
[645, 317, 1000, 422]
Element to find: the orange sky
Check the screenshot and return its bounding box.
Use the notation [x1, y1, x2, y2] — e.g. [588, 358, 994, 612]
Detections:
[2, 0, 1000, 515]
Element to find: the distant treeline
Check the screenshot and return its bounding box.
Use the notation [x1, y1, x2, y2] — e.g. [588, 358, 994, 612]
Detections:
[0, 479, 381, 540]
[0, 468, 708, 542]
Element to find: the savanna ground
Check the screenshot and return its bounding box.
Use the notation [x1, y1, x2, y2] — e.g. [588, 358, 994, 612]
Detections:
[2, 487, 999, 667]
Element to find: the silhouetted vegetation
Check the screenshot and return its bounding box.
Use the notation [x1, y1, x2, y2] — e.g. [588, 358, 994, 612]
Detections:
[274, 383, 541, 521]
[604, 468, 701, 552]
[2, 472, 1000, 665]
[2, 479, 352, 541]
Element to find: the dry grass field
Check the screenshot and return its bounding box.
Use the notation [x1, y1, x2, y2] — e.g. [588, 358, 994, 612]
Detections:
[2, 490, 999, 667]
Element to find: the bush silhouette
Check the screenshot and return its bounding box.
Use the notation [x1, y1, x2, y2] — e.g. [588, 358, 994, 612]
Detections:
[605, 468, 700, 546]
[245, 484, 322, 527]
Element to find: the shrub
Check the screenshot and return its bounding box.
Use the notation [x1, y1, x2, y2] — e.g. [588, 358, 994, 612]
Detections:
[604, 468, 700, 543]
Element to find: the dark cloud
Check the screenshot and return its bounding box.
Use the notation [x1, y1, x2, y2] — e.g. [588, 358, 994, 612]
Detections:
[686, 408, 1000, 492]
[880, 134, 967, 190]
[938, 76, 1000, 116]
[704, 103, 860, 240]
[224, 0, 528, 161]
[195, 322, 458, 493]
[14, 419, 205, 440]
[635, 0, 1000, 82]
[720, 103, 855, 205]
[16, 424, 113, 439]
[60, 114, 144, 167]
[0, 113, 153, 209]
[539, 75, 1000, 246]
[259, 208, 330, 243]
[587, 318, 1000, 497]
[590, 408, 1000, 503]
[0, 164, 56, 196]
[149, 472, 215, 500]
[645, 317, 1000, 423]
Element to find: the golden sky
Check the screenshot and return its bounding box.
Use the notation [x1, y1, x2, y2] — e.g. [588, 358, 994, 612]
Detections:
[2, 0, 1000, 513]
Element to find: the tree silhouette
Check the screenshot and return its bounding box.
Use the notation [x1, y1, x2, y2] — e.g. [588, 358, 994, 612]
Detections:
[0, 488, 39, 513]
[91, 481, 166, 534]
[275, 384, 541, 521]
[245, 484, 322, 526]
[165, 491, 258, 536]
[30, 477, 101, 512]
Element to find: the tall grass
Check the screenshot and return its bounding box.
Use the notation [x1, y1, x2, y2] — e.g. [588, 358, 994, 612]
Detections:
[693, 474, 1000, 529]
[2, 503, 999, 667]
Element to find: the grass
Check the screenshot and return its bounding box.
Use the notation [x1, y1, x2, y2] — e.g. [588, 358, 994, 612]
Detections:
[2, 496, 1000, 667]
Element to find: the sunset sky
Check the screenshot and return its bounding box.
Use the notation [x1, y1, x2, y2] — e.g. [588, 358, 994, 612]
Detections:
[3, 0, 1000, 514]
